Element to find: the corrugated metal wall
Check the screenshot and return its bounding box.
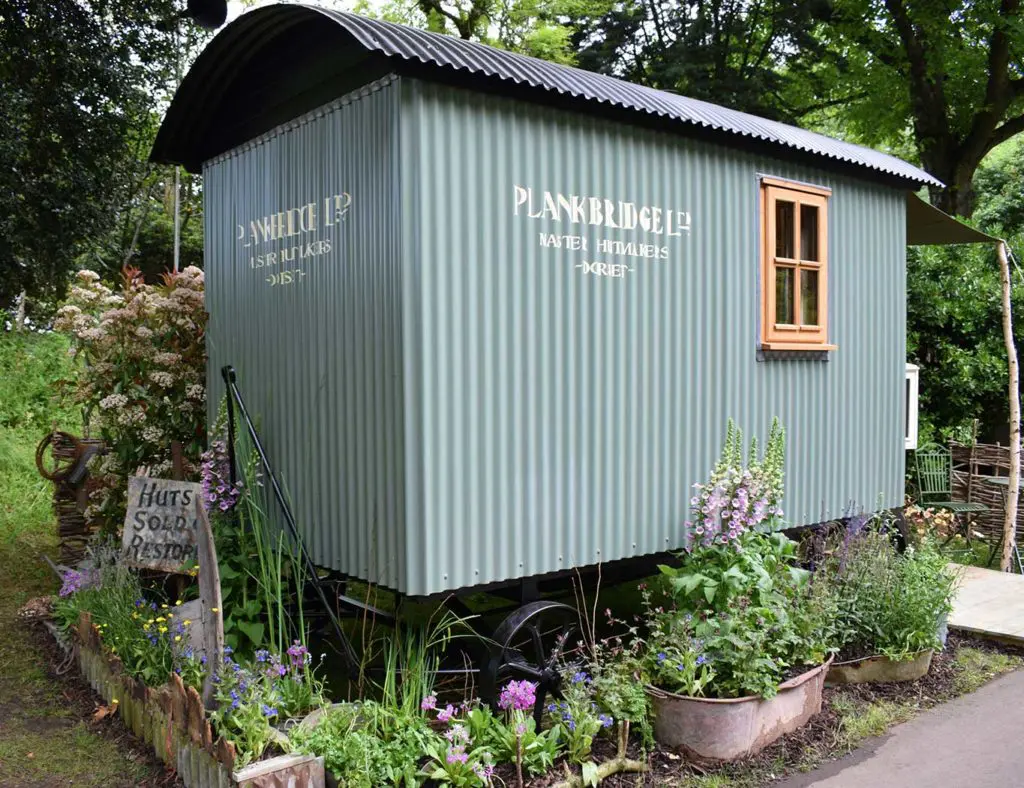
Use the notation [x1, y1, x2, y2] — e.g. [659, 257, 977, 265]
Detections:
[203, 76, 407, 588]
[400, 79, 906, 597]
[202, 74, 906, 598]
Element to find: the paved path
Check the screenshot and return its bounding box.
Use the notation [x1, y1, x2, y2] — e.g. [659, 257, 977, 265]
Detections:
[948, 564, 1024, 643]
[779, 669, 1024, 788]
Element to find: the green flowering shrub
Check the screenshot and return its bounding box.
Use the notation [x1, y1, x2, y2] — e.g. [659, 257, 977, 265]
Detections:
[817, 519, 958, 661]
[648, 419, 834, 699]
[54, 266, 206, 534]
[51, 543, 205, 689]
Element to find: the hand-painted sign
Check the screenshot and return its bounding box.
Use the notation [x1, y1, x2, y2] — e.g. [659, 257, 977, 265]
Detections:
[513, 184, 692, 279]
[121, 477, 203, 572]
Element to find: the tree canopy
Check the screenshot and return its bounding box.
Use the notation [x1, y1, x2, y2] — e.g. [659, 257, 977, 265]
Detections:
[814, 0, 1024, 217]
[0, 0, 184, 316]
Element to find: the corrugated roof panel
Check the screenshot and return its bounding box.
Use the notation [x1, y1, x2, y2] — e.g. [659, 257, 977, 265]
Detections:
[152, 3, 941, 188]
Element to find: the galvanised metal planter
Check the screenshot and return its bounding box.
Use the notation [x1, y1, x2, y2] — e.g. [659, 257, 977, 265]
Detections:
[647, 658, 832, 762]
[826, 649, 934, 686]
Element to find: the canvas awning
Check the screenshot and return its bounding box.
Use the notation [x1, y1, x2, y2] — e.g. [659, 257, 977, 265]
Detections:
[906, 192, 999, 246]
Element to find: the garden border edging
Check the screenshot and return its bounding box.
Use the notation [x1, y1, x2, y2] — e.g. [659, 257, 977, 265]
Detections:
[69, 611, 325, 788]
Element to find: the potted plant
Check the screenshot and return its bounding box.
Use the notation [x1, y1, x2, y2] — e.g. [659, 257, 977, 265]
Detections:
[817, 517, 959, 685]
[645, 420, 834, 762]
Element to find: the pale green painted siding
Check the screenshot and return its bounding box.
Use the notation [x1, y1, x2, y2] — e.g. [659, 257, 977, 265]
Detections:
[203, 77, 407, 589]
[202, 75, 906, 597]
[399, 79, 905, 596]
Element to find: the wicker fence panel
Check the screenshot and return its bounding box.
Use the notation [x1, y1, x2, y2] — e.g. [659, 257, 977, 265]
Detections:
[950, 442, 1024, 542]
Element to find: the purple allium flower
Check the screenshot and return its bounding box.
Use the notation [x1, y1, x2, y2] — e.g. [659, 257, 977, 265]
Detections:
[498, 680, 537, 712]
[286, 640, 309, 668]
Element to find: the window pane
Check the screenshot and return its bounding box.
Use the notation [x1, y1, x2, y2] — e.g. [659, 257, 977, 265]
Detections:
[775, 200, 795, 258]
[801, 269, 819, 326]
[775, 267, 795, 324]
[801, 204, 819, 261]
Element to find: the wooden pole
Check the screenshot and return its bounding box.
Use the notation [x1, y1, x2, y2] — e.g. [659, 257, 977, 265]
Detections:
[195, 498, 224, 708]
[998, 240, 1020, 572]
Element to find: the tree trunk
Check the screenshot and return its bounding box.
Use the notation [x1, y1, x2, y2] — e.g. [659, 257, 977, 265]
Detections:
[926, 157, 980, 218]
[13, 290, 27, 331]
[998, 241, 1020, 572]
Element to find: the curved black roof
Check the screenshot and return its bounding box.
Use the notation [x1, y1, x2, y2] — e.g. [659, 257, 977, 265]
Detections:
[152, 3, 941, 188]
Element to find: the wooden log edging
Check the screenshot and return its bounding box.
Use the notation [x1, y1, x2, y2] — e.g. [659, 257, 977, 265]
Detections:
[71, 611, 325, 788]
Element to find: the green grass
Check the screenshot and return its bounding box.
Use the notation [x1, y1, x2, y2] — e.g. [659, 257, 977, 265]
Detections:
[836, 698, 917, 747]
[0, 331, 166, 786]
[952, 646, 1023, 694]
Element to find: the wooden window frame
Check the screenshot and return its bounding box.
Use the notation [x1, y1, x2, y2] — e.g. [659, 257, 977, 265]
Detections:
[759, 177, 836, 351]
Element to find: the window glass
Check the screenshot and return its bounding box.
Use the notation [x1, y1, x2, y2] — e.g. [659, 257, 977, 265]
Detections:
[800, 269, 819, 326]
[775, 266, 795, 324]
[775, 201, 795, 258]
[800, 204, 819, 261]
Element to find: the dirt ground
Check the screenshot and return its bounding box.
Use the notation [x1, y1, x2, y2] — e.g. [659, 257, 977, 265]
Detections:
[0, 541, 180, 788]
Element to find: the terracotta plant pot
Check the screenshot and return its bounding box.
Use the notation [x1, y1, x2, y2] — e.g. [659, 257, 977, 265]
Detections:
[826, 649, 933, 686]
[648, 658, 832, 762]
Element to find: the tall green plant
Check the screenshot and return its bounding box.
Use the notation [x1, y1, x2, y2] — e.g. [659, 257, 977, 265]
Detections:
[818, 521, 958, 660]
[54, 267, 206, 534]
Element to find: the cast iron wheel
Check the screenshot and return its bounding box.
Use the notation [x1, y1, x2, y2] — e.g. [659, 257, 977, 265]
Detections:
[480, 600, 580, 729]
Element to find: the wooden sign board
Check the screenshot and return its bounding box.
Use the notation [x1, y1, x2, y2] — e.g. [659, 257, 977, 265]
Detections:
[122, 476, 204, 573]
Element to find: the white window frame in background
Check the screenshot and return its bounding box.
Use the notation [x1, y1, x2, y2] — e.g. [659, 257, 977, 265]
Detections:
[905, 363, 920, 450]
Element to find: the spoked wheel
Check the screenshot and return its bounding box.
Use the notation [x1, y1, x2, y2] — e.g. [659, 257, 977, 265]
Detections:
[480, 600, 581, 729]
[35, 431, 81, 483]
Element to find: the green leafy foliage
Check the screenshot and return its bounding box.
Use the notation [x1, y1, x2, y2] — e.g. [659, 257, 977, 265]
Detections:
[0, 0, 181, 313]
[208, 644, 326, 768]
[816, 520, 958, 660]
[573, 0, 831, 123]
[290, 701, 435, 787]
[648, 420, 834, 699]
[809, 0, 1024, 215]
[907, 140, 1024, 442]
[53, 268, 206, 535]
[50, 544, 204, 689]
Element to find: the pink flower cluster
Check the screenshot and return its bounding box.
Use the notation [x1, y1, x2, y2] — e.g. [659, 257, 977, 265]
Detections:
[684, 421, 786, 551]
[498, 680, 537, 712]
[200, 439, 243, 513]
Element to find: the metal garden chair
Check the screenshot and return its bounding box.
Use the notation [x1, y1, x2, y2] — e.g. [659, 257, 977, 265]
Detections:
[914, 443, 989, 548]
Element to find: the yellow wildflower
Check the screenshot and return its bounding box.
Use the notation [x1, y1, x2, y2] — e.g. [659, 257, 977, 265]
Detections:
[175, 599, 183, 606]
[211, 607, 219, 613]
[112, 699, 119, 705]
[161, 604, 168, 609]
[174, 635, 182, 642]
[158, 626, 168, 634]
[183, 620, 192, 627]
[156, 617, 165, 623]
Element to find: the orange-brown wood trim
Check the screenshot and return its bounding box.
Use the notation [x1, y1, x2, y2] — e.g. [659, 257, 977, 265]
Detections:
[759, 176, 832, 197]
[760, 342, 838, 351]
